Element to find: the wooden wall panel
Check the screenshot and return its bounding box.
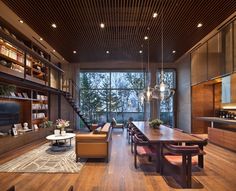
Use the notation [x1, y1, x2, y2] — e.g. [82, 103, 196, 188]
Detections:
[192, 84, 214, 133]
[214, 83, 222, 113]
[49, 93, 59, 122]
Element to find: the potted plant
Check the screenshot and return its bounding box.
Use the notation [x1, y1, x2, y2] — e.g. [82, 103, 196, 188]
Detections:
[0, 84, 16, 96]
[43, 120, 53, 128]
[149, 118, 163, 129]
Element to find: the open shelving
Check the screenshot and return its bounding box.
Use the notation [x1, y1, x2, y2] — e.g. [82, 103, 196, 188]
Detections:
[0, 37, 49, 85]
[0, 83, 49, 128]
[0, 26, 63, 88]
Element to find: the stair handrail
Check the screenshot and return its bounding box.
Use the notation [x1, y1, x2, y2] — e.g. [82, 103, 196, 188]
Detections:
[62, 78, 91, 130]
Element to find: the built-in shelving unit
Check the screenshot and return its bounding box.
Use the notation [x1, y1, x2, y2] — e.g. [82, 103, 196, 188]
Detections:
[0, 37, 49, 85]
[0, 23, 63, 156]
[0, 25, 63, 89]
[0, 83, 49, 129]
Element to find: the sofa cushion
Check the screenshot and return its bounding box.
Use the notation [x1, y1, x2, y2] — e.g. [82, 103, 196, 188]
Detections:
[76, 133, 107, 142]
[100, 123, 111, 133]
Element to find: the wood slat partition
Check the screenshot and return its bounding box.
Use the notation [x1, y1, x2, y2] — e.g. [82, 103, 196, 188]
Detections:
[1, 0, 236, 63]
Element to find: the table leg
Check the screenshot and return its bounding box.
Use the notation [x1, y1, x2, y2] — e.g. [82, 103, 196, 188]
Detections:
[198, 145, 204, 168]
[156, 142, 161, 173]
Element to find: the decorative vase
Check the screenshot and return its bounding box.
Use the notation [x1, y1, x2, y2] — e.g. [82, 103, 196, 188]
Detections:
[61, 130, 66, 136]
[54, 129, 60, 136]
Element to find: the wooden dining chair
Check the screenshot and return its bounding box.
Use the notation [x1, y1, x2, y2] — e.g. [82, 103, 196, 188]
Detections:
[7, 186, 15, 191]
[187, 134, 208, 168]
[130, 126, 143, 153]
[133, 134, 156, 168]
[161, 143, 201, 188]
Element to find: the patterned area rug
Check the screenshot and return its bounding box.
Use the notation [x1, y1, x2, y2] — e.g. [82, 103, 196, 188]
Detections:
[0, 140, 85, 173]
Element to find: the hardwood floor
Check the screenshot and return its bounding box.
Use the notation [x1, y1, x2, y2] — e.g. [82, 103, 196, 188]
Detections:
[0, 129, 236, 191]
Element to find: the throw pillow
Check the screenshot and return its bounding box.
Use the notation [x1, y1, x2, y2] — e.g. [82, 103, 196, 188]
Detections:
[93, 126, 102, 134]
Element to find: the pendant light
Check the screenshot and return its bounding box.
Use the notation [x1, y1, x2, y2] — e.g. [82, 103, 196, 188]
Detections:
[139, 27, 152, 103]
[152, 4, 175, 101]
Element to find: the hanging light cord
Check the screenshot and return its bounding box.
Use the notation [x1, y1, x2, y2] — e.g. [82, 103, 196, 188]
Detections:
[161, 3, 164, 82]
[147, 27, 150, 80]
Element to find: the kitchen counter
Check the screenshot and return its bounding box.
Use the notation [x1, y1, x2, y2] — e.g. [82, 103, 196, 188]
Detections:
[197, 117, 236, 127]
[197, 117, 236, 152]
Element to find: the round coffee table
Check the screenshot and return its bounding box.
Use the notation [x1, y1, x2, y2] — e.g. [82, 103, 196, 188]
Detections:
[46, 133, 76, 151]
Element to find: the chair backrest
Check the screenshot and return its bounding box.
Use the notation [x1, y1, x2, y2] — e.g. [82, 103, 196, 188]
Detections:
[7, 186, 15, 191]
[133, 134, 148, 144]
[112, 117, 117, 125]
[164, 143, 200, 156]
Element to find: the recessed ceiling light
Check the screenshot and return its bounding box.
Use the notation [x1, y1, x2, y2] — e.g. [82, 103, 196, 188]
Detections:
[62, 58, 65, 61]
[39, 37, 43, 41]
[139, 50, 143, 54]
[19, 19, 24, 24]
[52, 49, 56, 52]
[100, 23, 105, 28]
[153, 13, 158, 18]
[197, 23, 203, 28]
[73, 50, 77, 54]
[51, 23, 57, 28]
[144, 36, 148, 40]
[106, 50, 110, 54]
[172, 50, 176, 54]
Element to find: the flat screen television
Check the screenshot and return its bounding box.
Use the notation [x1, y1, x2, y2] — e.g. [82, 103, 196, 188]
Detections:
[0, 102, 20, 126]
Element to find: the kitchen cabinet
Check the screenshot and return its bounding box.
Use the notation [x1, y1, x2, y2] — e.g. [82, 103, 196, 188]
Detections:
[222, 23, 233, 74]
[207, 33, 224, 79]
[191, 43, 208, 85]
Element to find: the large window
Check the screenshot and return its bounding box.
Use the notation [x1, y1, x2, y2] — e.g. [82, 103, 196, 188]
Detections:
[157, 69, 176, 126]
[79, 71, 145, 124]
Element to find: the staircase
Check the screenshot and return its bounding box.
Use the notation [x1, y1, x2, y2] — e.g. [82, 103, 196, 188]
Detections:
[62, 79, 91, 131]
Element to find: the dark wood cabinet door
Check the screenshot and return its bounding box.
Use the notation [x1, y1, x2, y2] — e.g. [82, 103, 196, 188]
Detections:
[222, 23, 233, 74]
[207, 33, 224, 79]
[191, 43, 207, 85]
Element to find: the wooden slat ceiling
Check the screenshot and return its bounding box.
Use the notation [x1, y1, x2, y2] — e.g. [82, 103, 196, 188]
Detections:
[1, 0, 236, 63]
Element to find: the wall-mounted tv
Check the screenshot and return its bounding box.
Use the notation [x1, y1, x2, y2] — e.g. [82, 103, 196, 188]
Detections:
[0, 102, 20, 126]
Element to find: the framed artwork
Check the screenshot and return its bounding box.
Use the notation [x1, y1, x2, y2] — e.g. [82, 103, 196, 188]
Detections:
[22, 92, 29, 98]
[12, 127, 18, 136]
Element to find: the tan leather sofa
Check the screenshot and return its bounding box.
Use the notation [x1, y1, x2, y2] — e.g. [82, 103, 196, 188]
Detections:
[75, 123, 112, 162]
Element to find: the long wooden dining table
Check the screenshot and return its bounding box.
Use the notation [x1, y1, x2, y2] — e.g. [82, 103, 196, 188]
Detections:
[132, 121, 205, 173]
